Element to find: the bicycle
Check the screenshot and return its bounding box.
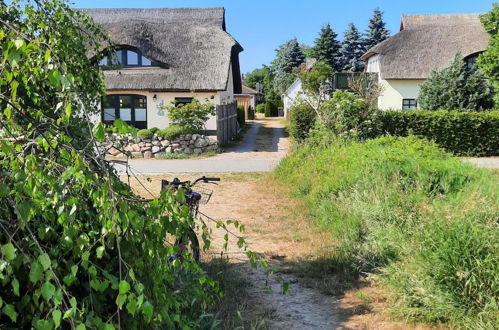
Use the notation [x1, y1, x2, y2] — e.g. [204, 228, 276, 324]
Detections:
[161, 176, 220, 262]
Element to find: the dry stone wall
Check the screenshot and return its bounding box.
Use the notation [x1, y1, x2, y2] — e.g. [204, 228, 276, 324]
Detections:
[103, 133, 218, 159]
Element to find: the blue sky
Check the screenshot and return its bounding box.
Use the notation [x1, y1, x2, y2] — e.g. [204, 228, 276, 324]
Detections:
[73, 0, 495, 73]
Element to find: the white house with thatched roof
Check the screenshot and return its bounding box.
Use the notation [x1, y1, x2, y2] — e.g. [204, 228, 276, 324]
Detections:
[362, 14, 489, 110]
[84, 8, 242, 131]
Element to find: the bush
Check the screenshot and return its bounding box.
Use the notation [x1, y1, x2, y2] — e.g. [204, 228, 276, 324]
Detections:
[276, 132, 499, 328]
[248, 106, 255, 120]
[237, 104, 245, 128]
[320, 90, 368, 137]
[256, 103, 265, 113]
[149, 127, 159, 134]
[106, 119, 138, 135]
[137, 128, 154, 140]
[289, 102, 316, 141]
[162, 99, 215, 130]
[264, 100, 281, 117]
[157, 125, 199, 141]
[377, 110, 499, 156]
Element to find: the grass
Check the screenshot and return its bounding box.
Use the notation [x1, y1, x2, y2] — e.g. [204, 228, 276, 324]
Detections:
[275, 130, 499, 329]
[156, 150, 218, 160]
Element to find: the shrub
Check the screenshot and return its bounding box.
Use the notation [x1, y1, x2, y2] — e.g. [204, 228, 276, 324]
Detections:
[237, 104, 245, 127]
[149, 127, 159, 134]
[264, 100, 281, 117]
[106, 119, 138, 135]
[276, 132, 499, 328]
[157, 125, 199, 141]
[320, 90, 368, 137]
[248, 106, 255, 120]
[378, 110, 499, 156]
[162, 99, 215, 130]
[256, 103, 265, 113]
[478, 3, 499, 107]
[418, 53, 494, 111]
[137, 128, 154, 140]
[289, 102, 316, 141]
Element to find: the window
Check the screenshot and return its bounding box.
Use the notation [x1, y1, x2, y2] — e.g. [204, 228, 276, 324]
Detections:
[175, 97, 194, 107]
[402, 99, 418, 110]
[99, 48, 156, 68]
[465, 55, 478, 70]
[102, 94, 147, 129]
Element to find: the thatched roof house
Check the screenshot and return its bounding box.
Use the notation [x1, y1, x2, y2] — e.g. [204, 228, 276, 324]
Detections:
[362, 13, 489, 110]
[85, 8, 243, 92]
[82, 8, 243, 131]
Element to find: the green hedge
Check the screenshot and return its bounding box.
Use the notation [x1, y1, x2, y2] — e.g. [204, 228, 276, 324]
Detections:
[237, 105, 245, 127]
[289, 103, 316, 142]
[265, 100, 281, 117]
[377, 110, 499, 156]
[256, 103, 265, 113]
[137, 128, 154, 140]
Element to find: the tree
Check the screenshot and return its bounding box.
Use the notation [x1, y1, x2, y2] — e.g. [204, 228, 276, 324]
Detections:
[310, 23, 341, 71]
[419, 53, 494, 111]
[364, 7, 390, 51]
[477, 3, 499, 106]
[338, 23, 365, 72]
[244, 65, 277, 100]
[299, 61, 334, 123]
[348, 73, 384, 109]
[272, 38, 305, 95]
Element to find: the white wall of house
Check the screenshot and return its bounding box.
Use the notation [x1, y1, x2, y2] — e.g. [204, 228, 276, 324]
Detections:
[366, 55, 425, 110]
[105, 90, 221, 131]
[283, 78, 303, 118]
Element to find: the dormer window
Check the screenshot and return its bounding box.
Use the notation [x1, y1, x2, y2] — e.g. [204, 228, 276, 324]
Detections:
[99, 48, 158, 68]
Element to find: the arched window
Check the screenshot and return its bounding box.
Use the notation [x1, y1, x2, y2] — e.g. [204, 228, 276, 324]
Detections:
[102, 94, 147, 129]
[99, 48, 157, 68]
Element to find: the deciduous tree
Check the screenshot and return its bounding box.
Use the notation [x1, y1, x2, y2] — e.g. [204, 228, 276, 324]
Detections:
[477, 3, 499, 106]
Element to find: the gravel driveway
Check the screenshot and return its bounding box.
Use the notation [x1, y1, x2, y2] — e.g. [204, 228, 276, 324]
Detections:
[114, 118, 289, 175]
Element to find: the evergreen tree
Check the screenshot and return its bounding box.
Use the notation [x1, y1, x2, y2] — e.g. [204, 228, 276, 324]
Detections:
[271, 38, 305, 95]
[364, 7, 390, 51]
[338, 23, 365, 72]
[477, 3, 499, 106]
[310, 23, 341, 71]
[419, 53, 494, 111]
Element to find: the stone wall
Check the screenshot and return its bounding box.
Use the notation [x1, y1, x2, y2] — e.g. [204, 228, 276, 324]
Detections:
[103, 133, 218, 159]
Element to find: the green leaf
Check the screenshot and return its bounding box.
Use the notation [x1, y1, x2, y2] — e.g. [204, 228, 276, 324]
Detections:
[126, 298, 137, 316]
[12, 278, 19, 296]
[141, 301, 154, 322]
[2, 243, 16, 261]
[29, 261, 43, 283]
[119, 280, 130, 294]
[52, 309, 62, 328]
[38, 253, 51, 271]
[3, 303, 18, 322]
[41, 281, 56, 301]
[116, 294, 127, 309]
[34, 319, 52, 330]
[13, 38, 24, 49]
[48, 69, 61, 88]
[92, 122, 106, 142]
[76, 324, 86, 330]
[96, 246, 105, 259]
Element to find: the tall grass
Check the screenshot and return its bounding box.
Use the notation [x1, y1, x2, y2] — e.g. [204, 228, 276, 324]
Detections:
[275, 130, 499, 328]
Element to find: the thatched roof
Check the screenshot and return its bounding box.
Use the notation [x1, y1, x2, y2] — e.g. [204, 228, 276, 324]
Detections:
[361, 14, 489, 79]
[83, 8, 243, 92]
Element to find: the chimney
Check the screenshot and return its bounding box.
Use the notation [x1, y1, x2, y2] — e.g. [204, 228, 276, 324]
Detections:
[300, 63, 307, 73]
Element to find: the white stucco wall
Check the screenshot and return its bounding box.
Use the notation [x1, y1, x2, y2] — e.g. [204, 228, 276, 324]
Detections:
[283, 78, 303, 118]
[378, 79, 425, 110]
[366, 55, 425, 110]
[105, 90, 220, 131]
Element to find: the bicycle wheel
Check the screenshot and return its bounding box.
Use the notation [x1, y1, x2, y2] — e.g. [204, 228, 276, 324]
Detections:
[174, 227, 200, 262]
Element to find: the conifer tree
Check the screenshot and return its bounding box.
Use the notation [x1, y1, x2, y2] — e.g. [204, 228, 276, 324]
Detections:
[338, 23, 365, 72]
[272, 38, 305, 95]
[310, 23, 341, 71]
[364, 8, 390, 51]
[419, 53, 494, 111]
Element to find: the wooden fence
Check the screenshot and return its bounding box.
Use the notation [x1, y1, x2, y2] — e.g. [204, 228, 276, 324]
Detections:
[216, 102, 238, 145]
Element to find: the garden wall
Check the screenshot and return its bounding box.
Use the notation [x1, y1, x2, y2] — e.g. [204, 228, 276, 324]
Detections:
[103, 133, 217, 158]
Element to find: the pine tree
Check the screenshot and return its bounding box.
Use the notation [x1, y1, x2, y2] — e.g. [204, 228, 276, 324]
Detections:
[271, 38, 305, 95]
[364, 7, 390, 51]
[419, 53, 494, 111]
[310, 23, 341, 71]
[338, 23, 365, 72]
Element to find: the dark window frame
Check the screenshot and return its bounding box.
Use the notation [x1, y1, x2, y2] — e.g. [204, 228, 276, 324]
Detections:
[174, 97, 194, 107]
[101, 94, 147, 129]
[99, 47, 158, 68]
[402, 98, 418, 110]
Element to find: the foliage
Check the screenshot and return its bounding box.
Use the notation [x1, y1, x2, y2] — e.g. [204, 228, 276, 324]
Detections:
[338, 23, 365, 72]
[363, 7, 390, 51]
[418, 53, 494, 111]
[299, 61, 333, 122]
[137, 129, 154, 140]
[478, 3, 499, 106]
[105, 119, 138, 135]
[256, 103, 265, 113]
[272, 38, 305, 95]
[243, 65, 277, 100]
[162, 99, 216, 130]
[237, 105, 246, 128]
[156, 125, 200, 141]
[289, 102, 316, 142]
[276, 133, 499, 328]
[347, 73, 384, 109]
[264, 100, 281, 117]
[310, 23, 341, 71]
[375, 110, 499, 156]
[0, 1, 255, 328]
